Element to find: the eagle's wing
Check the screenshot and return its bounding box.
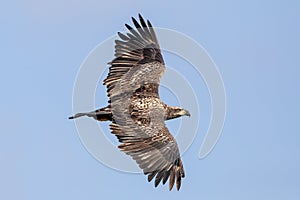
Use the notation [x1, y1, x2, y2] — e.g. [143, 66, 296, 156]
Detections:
[103, 14, 164, 98]
[110, 119, 185, 191]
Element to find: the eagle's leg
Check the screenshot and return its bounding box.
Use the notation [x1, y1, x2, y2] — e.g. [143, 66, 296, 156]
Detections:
[69, 106, 112, 121]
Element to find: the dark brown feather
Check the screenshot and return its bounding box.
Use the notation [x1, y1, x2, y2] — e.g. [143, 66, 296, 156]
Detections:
[169, 169, 175, 190]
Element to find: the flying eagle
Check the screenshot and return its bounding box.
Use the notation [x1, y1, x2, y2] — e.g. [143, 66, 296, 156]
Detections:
[69, 14, 191, 191]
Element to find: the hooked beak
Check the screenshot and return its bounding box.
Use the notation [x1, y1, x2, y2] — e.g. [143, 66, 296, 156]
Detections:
[179, 109, 191, 117]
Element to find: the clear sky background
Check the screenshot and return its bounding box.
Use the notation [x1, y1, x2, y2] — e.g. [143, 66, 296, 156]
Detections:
[1, 1, 300, 199]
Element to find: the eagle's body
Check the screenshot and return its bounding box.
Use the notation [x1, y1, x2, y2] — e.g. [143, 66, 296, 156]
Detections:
[70, 14, 190, 191]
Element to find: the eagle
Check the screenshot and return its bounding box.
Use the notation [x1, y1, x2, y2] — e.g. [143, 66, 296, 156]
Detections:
[69, 14, 191, 191]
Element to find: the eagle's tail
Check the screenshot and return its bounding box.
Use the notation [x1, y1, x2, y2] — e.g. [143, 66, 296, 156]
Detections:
[68, 106, 112, 121]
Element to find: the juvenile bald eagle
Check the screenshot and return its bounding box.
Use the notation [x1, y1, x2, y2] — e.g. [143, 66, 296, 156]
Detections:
[69, 14, 190, 191]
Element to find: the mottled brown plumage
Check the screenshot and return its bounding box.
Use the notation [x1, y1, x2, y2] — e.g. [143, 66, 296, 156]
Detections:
[69, 14, 190, 191]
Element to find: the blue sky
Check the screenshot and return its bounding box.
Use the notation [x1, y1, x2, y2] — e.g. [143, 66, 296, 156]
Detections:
[1, 1, 300, 199]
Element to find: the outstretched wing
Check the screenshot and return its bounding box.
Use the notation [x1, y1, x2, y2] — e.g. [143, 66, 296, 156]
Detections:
[110, 121, 185, 191]
[103, 14, 164, 99]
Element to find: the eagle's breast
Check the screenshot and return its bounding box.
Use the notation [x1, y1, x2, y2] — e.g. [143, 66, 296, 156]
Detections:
[129, 95, 166, 127]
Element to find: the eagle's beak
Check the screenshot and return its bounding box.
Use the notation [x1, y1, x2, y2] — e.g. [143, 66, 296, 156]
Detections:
[179, 109, 191, 117]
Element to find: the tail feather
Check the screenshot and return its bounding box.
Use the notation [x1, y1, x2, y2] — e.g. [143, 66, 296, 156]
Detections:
[68, 113, 86, 119]
[69, 106, 112, 121]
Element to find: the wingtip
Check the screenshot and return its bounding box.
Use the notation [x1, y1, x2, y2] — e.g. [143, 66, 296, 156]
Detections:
[169, 183, 174, 191]
[176, 180, 181, 191]
[131, 16, 136, 23]
[125, 23, 132, 30]
[147, 20, 153, 27]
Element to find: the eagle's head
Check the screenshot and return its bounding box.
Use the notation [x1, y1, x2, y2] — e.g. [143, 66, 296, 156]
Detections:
[166, 106, 191, 120]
